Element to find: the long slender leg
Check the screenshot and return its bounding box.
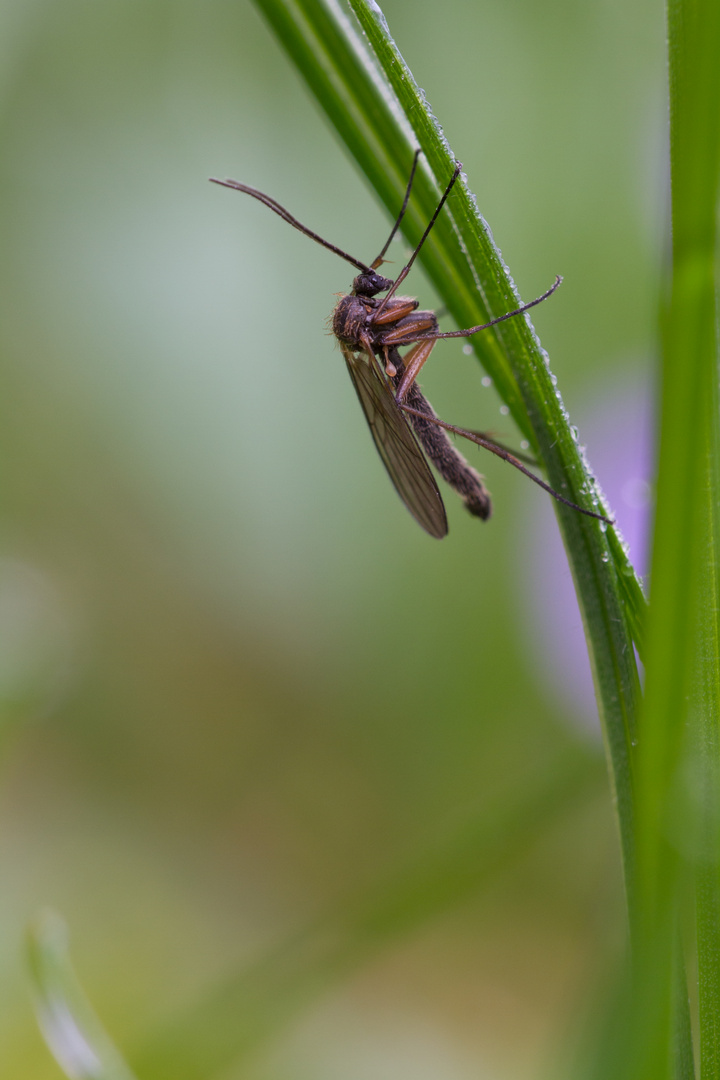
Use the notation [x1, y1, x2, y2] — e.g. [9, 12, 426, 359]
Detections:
[399, 403, 613, 524]
[386, 334, 537, 462]
[379, 280, 562, 401]
[410, 277, 563, 344]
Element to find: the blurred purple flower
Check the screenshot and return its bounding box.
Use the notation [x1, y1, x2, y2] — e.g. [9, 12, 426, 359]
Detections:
[521, 368, 653, 732]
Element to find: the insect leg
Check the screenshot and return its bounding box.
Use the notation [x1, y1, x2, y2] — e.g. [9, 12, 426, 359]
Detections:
[392, 339, 437, 403]
[383, 278, 564, 403]
[412, 277, 563, 343]
[371, 298, 420, 326]
[388, 349, 492, 521]
[398, 403, 613, 524]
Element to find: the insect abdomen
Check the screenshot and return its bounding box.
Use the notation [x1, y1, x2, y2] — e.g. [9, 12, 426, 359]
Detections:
[390, 354, 492, 521]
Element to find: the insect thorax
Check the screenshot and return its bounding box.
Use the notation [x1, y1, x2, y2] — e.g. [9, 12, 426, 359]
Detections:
[332, 293, 375, 346]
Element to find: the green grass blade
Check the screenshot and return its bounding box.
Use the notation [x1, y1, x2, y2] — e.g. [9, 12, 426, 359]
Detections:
[665, 1, 720, 1076]
[27, 912, 139, 1080]
[604, 0, 720, 1076]
[252, 0, 642, 927]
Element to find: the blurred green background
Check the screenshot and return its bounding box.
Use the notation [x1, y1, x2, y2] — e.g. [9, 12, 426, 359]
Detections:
[0, 1, 663, 1077]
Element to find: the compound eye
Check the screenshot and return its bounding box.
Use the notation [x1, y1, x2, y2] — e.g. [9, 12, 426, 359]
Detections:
[371, 273, 393, 292]
[353, 271, 394, 296]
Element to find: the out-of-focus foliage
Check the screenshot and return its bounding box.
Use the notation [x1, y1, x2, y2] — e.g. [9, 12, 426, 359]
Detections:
[0, 1, 663, 1078]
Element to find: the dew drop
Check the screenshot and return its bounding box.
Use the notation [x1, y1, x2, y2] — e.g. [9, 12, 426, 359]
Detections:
[481, 376, 492, 387]
[520, 440, 530, 451]
[462, 344, 473, 355]
[499, 405, 510, 416]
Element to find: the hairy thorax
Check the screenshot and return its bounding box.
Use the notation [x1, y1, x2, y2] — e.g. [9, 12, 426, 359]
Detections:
[331, 292, 431, 351]
[331, 293, 375, 346]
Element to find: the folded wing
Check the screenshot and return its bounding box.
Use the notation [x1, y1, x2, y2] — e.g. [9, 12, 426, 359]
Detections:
[342, 344, 448, 539]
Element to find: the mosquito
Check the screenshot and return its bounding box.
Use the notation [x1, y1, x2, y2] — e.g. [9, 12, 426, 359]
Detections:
[210, 154, 610, 538]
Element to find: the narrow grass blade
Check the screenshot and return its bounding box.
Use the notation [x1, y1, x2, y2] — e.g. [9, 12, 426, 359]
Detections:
[664, 0, 720, 1076]
[592, 0, 720, 1076]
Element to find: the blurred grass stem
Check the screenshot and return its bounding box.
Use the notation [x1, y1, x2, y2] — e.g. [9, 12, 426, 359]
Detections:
[629, 0, 720, 1076]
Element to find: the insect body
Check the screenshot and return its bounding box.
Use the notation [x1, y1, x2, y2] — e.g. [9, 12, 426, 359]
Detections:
[211, 155, 609, 537]
[332, 278, 490, 537]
